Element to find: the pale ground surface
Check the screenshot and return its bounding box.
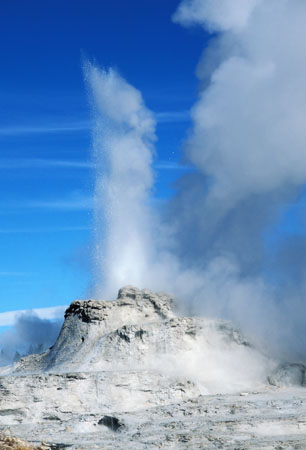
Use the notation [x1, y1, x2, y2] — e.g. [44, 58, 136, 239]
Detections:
[0, 287, 305, 449]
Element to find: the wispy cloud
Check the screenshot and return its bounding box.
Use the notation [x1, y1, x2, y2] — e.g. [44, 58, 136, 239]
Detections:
[0, 305, 67, 327]
[25, 195, 93, 211]
[0, 110, 189, 137]
[0, 121, 91, 136]
[155, 110, 190, 123]
[1, 192, 93, 211]
[0, 158, 94, 170]
[0, 272, 31, 276]
[0, 157, 193, 172]
[155, 160, 194, 171]
[0, 226, 90, 234]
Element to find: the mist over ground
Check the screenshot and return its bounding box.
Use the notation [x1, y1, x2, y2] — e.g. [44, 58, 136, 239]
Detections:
[0, 313, 63, 366]
[86, 0, 306, 362]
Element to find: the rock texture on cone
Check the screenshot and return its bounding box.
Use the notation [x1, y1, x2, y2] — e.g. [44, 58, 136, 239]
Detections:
[0, 286, 306, 449]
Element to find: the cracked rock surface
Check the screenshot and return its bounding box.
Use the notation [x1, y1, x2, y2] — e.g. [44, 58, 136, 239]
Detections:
[0, 286, 306, 449]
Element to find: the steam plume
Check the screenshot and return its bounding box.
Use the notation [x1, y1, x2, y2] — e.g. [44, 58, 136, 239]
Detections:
[84, 64, 160, 298]
[173, 0, 262, 31]
[84, 63, 202, 301]
[85, 0, 306, 361]
[170, 0, 306, 359]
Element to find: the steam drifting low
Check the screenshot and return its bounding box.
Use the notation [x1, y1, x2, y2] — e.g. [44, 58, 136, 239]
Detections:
[85, 0, 306, 362]
[0, 313, 63, 366]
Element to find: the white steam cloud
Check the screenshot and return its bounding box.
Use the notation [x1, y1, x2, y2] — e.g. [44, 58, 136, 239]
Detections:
[175, 0, 306, 210]
[85, 0, 306, 362]
[170, 0, 306, 359]
[84, 65, 161, 298]
[173, 0, 262, 32]
[84, 64, 203, 301]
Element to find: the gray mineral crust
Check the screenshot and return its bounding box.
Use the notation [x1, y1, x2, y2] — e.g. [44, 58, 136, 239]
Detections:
[0, 286, 306, 449]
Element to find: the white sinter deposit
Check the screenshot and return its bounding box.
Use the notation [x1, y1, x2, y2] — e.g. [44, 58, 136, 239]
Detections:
[0, 286, 306, 449]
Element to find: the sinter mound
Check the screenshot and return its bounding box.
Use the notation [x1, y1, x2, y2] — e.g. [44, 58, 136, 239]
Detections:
[0, 286, 305, 449]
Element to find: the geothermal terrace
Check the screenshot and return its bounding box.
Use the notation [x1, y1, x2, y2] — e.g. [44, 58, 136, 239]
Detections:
[0, 286, 306, 449]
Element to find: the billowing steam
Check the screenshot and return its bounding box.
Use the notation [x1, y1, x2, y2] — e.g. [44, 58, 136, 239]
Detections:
[86, 0, 306, 362]
[84, 64, 195, 301]
[170, 0, 306, 359]
[84, 64, 158, 298]
[174, 0, 306, 206]
[0, 313, 62, 366]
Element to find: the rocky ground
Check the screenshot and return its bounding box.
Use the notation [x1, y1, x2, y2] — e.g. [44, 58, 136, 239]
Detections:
[0, 286, 305, 449]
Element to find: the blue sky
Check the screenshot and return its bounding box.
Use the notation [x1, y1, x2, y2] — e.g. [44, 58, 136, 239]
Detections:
[2, 0, 305, 328]
[0, 0, 207, 315]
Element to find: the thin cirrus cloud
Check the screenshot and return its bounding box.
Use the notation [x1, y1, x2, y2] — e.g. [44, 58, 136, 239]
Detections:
[24, 195, 93, 211]
[0, 161, 188, 213]
[0, 110, 189, 137]
[0, 158, 94, 170]
[1, 193, 93, 211]
[155, 110, 191, 123]
[155, 161, 194, 171]
[0, 158, 191, 172]
[0, 121, 91, 136]
[0, 226, 90, 234]
[0, 272, 31, 276]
